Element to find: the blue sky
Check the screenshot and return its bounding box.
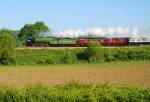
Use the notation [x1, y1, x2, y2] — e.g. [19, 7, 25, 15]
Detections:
[0, 0, 150, 31]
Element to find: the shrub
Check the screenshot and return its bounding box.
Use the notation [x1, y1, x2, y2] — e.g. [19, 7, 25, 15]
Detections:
[0, 29, 16, 65]
[115, 50, 128, 61]
[59, 52, 73, 64]
[45, 57, 57, 64]
[85, 41, 103, 63]
[38, 57, 56, 65]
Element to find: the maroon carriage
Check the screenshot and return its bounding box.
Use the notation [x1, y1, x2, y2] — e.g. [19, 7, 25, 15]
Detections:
[78, 38, 129, 46]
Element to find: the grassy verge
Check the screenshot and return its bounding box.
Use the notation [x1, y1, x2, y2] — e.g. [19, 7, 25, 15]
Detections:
[0, 83, 149, 102]
[0, 60, 149, 68]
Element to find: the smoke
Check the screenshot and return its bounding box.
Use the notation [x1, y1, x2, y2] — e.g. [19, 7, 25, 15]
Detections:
[131, 27, 139, 37]
[39, 26, 150, 38]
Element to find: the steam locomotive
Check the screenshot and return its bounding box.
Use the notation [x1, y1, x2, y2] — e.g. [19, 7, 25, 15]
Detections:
[26, 37, 150, 47]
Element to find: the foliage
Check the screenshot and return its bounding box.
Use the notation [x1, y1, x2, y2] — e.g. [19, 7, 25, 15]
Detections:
[14, 46, 150, 65]
[18, 21, 49, 44]
[85, 41, 103, 63]
[0, 29, 16, 65]
[16, 49, 80, 65]
[59, 52, 73, 64]
[0, 83, 149, 102]
[34, 21, 49, 34]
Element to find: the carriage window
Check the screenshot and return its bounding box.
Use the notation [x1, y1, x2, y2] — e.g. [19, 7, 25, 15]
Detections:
[100, 40, 104, 42]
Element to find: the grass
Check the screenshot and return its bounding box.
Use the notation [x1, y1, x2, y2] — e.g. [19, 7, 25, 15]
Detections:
[0, 60, 149, 68]
[0, 82, 149, 102]
[0, 61, 149, 87]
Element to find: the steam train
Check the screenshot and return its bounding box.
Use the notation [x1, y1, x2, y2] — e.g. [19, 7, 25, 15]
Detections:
[26, 37, 150, 47]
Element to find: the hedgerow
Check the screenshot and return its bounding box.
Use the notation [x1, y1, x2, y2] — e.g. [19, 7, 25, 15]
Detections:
[14, 46, 150, 65]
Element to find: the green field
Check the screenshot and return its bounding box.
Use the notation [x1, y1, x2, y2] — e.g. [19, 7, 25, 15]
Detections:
[0, 61, 150, 101]
[0, 61, 150, 87]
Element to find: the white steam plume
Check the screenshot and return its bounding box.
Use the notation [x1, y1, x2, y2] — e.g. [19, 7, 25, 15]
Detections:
[39, 26, 150, 38]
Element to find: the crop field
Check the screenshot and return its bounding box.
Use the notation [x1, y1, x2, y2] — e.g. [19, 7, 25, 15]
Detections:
[0, 83, 149, 102]
[0, 61, 149, 87]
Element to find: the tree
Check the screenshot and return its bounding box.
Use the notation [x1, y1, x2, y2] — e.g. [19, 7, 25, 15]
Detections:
[85, 41, 103, 63]
[18, 21, 49, 43]
[34, 21, 49, 34]
[0, 28, 16, 65]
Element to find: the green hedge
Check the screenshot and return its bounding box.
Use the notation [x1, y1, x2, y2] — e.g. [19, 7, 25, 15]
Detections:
[15, 49, 81, 65]
[14, 46, 150, 65]
[0, 83, 149, 102]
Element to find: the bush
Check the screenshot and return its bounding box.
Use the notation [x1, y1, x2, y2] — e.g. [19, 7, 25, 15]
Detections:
[45, 57, 57, 64]
[115, 50, 128, 61]
[59, 52, 72, 64]
[0, 29, 16, 65]
[85, 41, 103, 63]
[38, 57, 56, 65]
